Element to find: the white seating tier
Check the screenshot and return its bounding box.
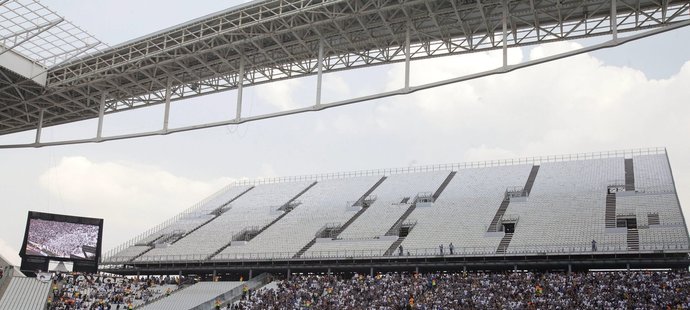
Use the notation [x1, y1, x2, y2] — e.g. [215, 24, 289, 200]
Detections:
[109, 153, 689, 260]
[139, 181, 313, 260]
[214, 176, 382, 259]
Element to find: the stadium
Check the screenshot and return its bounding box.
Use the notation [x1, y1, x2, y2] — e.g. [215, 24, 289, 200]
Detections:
[1, 0, 690, 309]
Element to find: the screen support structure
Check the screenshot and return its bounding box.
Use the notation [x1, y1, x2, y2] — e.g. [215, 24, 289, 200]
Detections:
[4, 3, 690, 148]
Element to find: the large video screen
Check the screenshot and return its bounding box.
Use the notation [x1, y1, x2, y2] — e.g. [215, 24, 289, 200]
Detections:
[20, 212, 103, 262]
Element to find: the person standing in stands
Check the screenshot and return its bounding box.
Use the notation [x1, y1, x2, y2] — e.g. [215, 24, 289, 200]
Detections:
[449, 243, 454, 255]
[591, 239, 597, 252]
[242, 284, 249, 300]
[439, 244, 444, 255]
[215, 298, 222, 310]
[398, 245, 403, 256]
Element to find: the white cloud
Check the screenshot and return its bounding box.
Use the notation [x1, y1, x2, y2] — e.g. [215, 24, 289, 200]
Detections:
[39, 157, 233, 250]
[0, 238, 20, 266]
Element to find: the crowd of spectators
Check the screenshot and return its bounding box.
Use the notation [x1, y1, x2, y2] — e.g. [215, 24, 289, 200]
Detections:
[234, 271, 690, 309]
[27, 219, 99, 259]
[47, 273, 181, 310]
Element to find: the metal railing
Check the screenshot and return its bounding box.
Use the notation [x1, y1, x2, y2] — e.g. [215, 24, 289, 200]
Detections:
[102, 147, 667, 261]
[100, 240, 689, 265]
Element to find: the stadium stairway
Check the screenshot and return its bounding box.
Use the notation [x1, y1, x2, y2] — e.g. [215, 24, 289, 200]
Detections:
[384, 237, 406, 256]
[355, 176, 387, 206]
[496, 233, 514, 254]
[523, 165, 540, 195]
[488, 165, 539, 232]
[385, 204, 417, 237]
[432, 172, 457, 200]
[487, 198, 511, 233]
[605, 191, 617, 228]
[627, 229, 640, 250]
[209, 182, 317, 260]
[625, 158, 635, 191]
[293, 239, 317, 258]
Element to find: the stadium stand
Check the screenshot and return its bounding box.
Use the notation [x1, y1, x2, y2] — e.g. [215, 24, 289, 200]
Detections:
[139, 181, 314, 261]
[100, 148, 689, 275]
[233, 271, 690, 309]
[0, 277, 50, 310]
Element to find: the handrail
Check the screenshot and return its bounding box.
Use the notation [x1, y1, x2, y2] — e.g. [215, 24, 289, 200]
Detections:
[103, 147, 667, 260]
[100, 240, 689, 265]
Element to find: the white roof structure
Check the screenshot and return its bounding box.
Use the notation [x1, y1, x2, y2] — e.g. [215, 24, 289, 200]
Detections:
[0, 0, 689, 147]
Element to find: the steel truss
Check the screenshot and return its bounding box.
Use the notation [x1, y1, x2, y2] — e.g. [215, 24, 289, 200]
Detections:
[0, 0, 689, 147]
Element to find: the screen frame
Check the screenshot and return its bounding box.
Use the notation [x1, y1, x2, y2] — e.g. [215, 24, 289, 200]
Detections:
[19, 211, 104, 263]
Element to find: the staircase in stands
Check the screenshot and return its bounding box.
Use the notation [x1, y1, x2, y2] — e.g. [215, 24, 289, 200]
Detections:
[496, 233, 514, 254]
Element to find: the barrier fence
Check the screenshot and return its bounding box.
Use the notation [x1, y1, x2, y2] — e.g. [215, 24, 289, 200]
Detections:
[101, 240, 688, 265]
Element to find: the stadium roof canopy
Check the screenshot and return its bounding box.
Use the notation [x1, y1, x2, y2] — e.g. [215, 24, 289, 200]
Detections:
[0, 0, 689, 147]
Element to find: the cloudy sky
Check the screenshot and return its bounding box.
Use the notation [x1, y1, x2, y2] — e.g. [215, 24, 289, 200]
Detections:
[0, 0, 689, 265]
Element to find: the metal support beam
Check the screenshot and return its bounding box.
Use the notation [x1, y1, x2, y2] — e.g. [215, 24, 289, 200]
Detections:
[163, 80, 172, 131]
[405, 27, 411, 89]
[315, 40, 324, 106]
[2, 19, 689, 149]
[96, 93, 107, 139]
[236, 57, 245, 121]
[612, 0, 619, 39]
[502, 2, 509, 67]
[34, 109, 43, 144]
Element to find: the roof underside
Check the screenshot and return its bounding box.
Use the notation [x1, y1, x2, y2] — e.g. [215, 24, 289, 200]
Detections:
[0, 0, 689, 135]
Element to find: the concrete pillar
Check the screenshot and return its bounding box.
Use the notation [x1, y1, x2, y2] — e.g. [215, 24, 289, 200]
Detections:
[568, 264, 572, 275]
[249, 269, 253, 279]
[370, 267, 374, 277]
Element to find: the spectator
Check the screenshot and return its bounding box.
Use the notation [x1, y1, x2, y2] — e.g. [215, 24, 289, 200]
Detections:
[46, 272, 180, 310]
[234, 271, 690, 309]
